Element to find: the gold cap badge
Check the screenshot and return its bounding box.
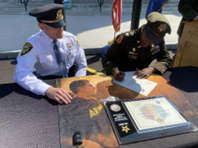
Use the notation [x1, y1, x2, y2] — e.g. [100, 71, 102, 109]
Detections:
[158, 24, 168, 32]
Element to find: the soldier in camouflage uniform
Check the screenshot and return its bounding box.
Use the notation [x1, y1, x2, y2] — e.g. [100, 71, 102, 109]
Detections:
[177, 0, 198, 38]
[102, 12, 172, 81]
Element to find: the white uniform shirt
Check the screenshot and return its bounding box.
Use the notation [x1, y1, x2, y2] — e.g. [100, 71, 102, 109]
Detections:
[13, 30, 87, 95]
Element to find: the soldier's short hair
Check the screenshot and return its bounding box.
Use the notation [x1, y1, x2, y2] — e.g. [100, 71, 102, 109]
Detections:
[69, 79, 90, 94]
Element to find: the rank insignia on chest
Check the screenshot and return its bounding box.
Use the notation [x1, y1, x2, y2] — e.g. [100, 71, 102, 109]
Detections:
[66, 42, 72, 50]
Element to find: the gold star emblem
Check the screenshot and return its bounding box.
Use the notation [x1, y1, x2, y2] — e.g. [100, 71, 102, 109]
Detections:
[122, 126, 130, 133]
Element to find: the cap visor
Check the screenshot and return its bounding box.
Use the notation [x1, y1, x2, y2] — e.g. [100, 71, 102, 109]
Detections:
[145, 25, 162, 44]
[45, 19, 66, 28]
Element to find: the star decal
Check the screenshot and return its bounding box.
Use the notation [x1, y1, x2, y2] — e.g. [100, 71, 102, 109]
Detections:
[122, 126, 130, 133]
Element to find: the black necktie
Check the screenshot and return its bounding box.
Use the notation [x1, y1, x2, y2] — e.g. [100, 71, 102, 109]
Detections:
[53, 40, 68, 78]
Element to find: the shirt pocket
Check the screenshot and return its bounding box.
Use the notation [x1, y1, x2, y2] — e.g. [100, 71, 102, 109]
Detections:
[65, 51, 76, 67]
[39, 54, 56, 66]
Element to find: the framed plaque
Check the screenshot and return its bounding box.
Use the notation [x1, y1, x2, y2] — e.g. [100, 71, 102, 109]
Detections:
[104, 95, 198, 145]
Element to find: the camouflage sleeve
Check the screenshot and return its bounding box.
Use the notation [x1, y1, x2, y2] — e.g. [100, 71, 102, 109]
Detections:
[178, 0, 198, 21]
[101, 34, 124, 75]
[150, 42, 172, 75]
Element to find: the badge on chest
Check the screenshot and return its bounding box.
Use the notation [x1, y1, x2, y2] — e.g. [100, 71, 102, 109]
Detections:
[128, 48, 138, 59]
[66, 42, 72, 50]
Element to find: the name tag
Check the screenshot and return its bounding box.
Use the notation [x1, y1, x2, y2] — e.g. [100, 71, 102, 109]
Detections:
[44, 53, 51, 55]
[128, 54, 137, 59]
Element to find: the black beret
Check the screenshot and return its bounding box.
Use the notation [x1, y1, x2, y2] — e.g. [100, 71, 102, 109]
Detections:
[145, 12, 171, 44]
[29, 3, 65, 28]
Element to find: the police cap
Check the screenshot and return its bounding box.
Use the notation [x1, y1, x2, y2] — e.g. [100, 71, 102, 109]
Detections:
[145, 12, 171, 44]
[29, 3, 65, 28]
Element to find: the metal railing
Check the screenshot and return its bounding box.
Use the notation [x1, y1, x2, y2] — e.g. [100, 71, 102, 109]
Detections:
[20, 0, 29, 11]
[97, 0, 104, 11]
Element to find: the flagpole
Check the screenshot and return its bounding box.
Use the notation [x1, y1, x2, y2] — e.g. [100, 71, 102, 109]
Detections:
[130, 0, 142, 30]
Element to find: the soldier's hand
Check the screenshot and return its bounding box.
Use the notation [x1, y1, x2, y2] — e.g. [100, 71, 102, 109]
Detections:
[134, 67, 156, 79]
[45, 87, 72, 104]
[112, 69, 125, 81]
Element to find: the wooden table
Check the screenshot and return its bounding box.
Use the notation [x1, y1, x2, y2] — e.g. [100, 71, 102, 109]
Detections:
[0, 66, 198, 148]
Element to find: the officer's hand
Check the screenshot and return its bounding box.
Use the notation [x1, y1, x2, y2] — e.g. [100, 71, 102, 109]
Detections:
[112, 69, 125, 81]
[45, 87, 72, 104]
[134, 67, 156, 79]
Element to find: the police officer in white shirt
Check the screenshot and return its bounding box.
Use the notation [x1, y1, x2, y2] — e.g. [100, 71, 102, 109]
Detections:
[13, 3, 87, 104]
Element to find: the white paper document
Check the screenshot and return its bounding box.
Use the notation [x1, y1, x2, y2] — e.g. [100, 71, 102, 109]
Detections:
[113, 71, 157, 96]
[124, 96, 187, 132]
